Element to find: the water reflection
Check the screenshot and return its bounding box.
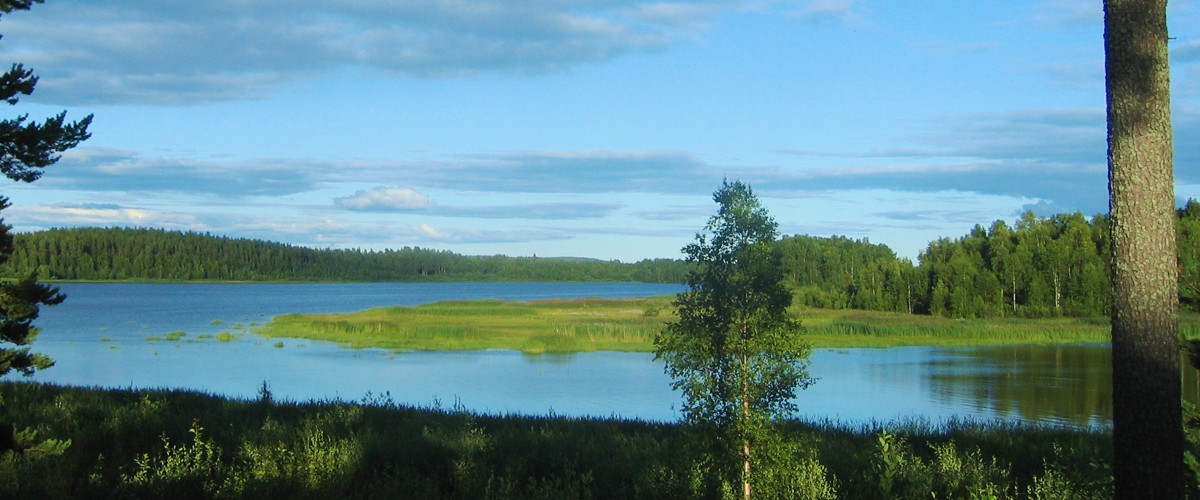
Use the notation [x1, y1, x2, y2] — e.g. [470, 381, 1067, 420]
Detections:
[922, 345, 1113, 427]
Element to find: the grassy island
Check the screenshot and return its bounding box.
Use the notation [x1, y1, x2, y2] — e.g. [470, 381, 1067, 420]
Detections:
[254, 295, 1170, 354]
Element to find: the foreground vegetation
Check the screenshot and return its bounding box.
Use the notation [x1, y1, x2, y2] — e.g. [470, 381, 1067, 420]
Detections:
[256, 296, 1194, 353]
[0, 382, 1116, 499]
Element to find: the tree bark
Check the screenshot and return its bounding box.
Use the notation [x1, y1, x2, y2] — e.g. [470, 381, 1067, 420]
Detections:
[740, 350, 752, 500]
[1105, 1, 1183, 498]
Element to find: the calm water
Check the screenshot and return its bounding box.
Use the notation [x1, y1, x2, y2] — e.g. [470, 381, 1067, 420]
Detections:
[7, 282, 1140, 427]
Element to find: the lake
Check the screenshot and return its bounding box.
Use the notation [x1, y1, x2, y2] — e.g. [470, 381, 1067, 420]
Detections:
[9, 282, 1139, 427]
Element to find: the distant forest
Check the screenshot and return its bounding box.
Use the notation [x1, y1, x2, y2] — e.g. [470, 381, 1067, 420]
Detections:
[5, 200, 1200, 319]
[0, 227, 688, 283]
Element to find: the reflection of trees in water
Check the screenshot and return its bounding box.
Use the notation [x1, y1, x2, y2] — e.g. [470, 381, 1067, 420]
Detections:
[924, 345, 1114, 427]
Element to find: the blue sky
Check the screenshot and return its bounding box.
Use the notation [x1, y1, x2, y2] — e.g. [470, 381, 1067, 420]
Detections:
[1, 0, 1198, 262]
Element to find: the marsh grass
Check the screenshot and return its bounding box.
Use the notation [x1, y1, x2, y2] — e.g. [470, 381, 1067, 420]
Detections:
[0, 382, 1112, 499]
[257, 297, 672, 354]
[799, 309, 1118, 348]
[257, 296, 1147, 353]
[146, 331, 187, 342]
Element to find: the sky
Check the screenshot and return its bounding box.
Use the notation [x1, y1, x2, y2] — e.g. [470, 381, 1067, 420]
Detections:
[0, 0, 1198, 263]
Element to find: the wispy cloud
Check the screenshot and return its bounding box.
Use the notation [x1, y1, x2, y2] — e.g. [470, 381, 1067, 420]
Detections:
[773, 108, 1114, 214]
[1028, 0, 1102, 27]
[0, 0, 747, 106]
[446, 151, 718, 193]
[44, 148, 325, 196]
[335, 186, 432, 211]
[46, 149, 722, 198]
[11, 202, 203, 230]
[433, 202, 623, 220]
[791, 0, 866, 25]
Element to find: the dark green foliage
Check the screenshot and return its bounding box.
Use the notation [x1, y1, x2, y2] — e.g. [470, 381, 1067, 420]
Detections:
[0, 2, 42, 14]
[8, 205, 1200, 322]
[780, 207, 1200, 319]
[9, 208, 1200, 319]
[0, 382, 1115, 499]
[0, 0, 89, 384]
[0, 227, 689, 282]
[777, 234, 920, 313]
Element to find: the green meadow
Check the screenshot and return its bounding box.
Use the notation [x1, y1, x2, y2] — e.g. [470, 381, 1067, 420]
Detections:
[254, 295, 1187, 353]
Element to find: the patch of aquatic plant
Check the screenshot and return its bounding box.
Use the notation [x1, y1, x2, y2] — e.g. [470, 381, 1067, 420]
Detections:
[0, 382, 1113, 499]
[215, 332, 237, 342]
[146, 331, 187, 342]
[257, 297, 674, 353]
[258, 297, 1121, 353]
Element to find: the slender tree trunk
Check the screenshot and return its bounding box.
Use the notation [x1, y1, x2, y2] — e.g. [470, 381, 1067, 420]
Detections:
[1010, 274, 1018, 314]
[1105, 1, 1183, 498]
[1052, 271, 1061, 315]
[742, 437, 751, 500]
[740, 351, 752, 500]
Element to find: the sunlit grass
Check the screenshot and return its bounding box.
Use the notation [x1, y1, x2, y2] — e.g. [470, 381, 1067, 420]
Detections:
[251, 296, 1169, 353]
[798, 309, 1116, 348]
[257, 297, 673, 354]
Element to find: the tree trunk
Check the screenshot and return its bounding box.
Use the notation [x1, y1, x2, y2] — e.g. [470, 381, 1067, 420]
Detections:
[1105, 1, 1183, 498]
[740, 351, 752, 500]
[1052, 271, 1061, 315]
[1010, 274, 1018, 314]
[742, 437, 751, 500]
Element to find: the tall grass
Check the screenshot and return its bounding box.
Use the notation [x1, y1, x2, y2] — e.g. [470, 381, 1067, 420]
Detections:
[0, 382, 1113, 499]
[800, 309, 1115, 348]
[257, 297, 672, 353]
[257, 296, 1136, 353]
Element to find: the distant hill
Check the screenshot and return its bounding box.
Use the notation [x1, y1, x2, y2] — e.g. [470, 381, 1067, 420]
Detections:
[0, 227, 688, 283]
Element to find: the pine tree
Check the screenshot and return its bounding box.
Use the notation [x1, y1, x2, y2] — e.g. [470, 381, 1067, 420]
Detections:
[1103, 0, 1183, 497]
[0, 0, 92, 452]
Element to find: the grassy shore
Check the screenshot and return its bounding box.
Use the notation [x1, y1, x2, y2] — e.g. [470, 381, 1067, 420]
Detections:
[0, 382, 1115, 499]
[254, 295, 1185, 353]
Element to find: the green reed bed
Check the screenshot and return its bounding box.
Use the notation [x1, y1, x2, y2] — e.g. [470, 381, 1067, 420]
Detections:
[256, 297, 674, 354]
[800, 310, 1115, 348]
[1, 382, 1115, 499]
[257, 296, 1132, 354]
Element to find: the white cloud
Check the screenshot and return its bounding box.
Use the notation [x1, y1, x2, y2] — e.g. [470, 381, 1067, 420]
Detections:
[11, 202, 192, 230]
[335, 186, 432, 211]
[417, 223, 452, 240]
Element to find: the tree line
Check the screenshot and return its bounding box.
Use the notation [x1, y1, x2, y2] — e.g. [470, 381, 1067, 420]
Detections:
[5, 199, 1200, 318]
[0, 227, 690, 283]
[784, 199, 1200, 319]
